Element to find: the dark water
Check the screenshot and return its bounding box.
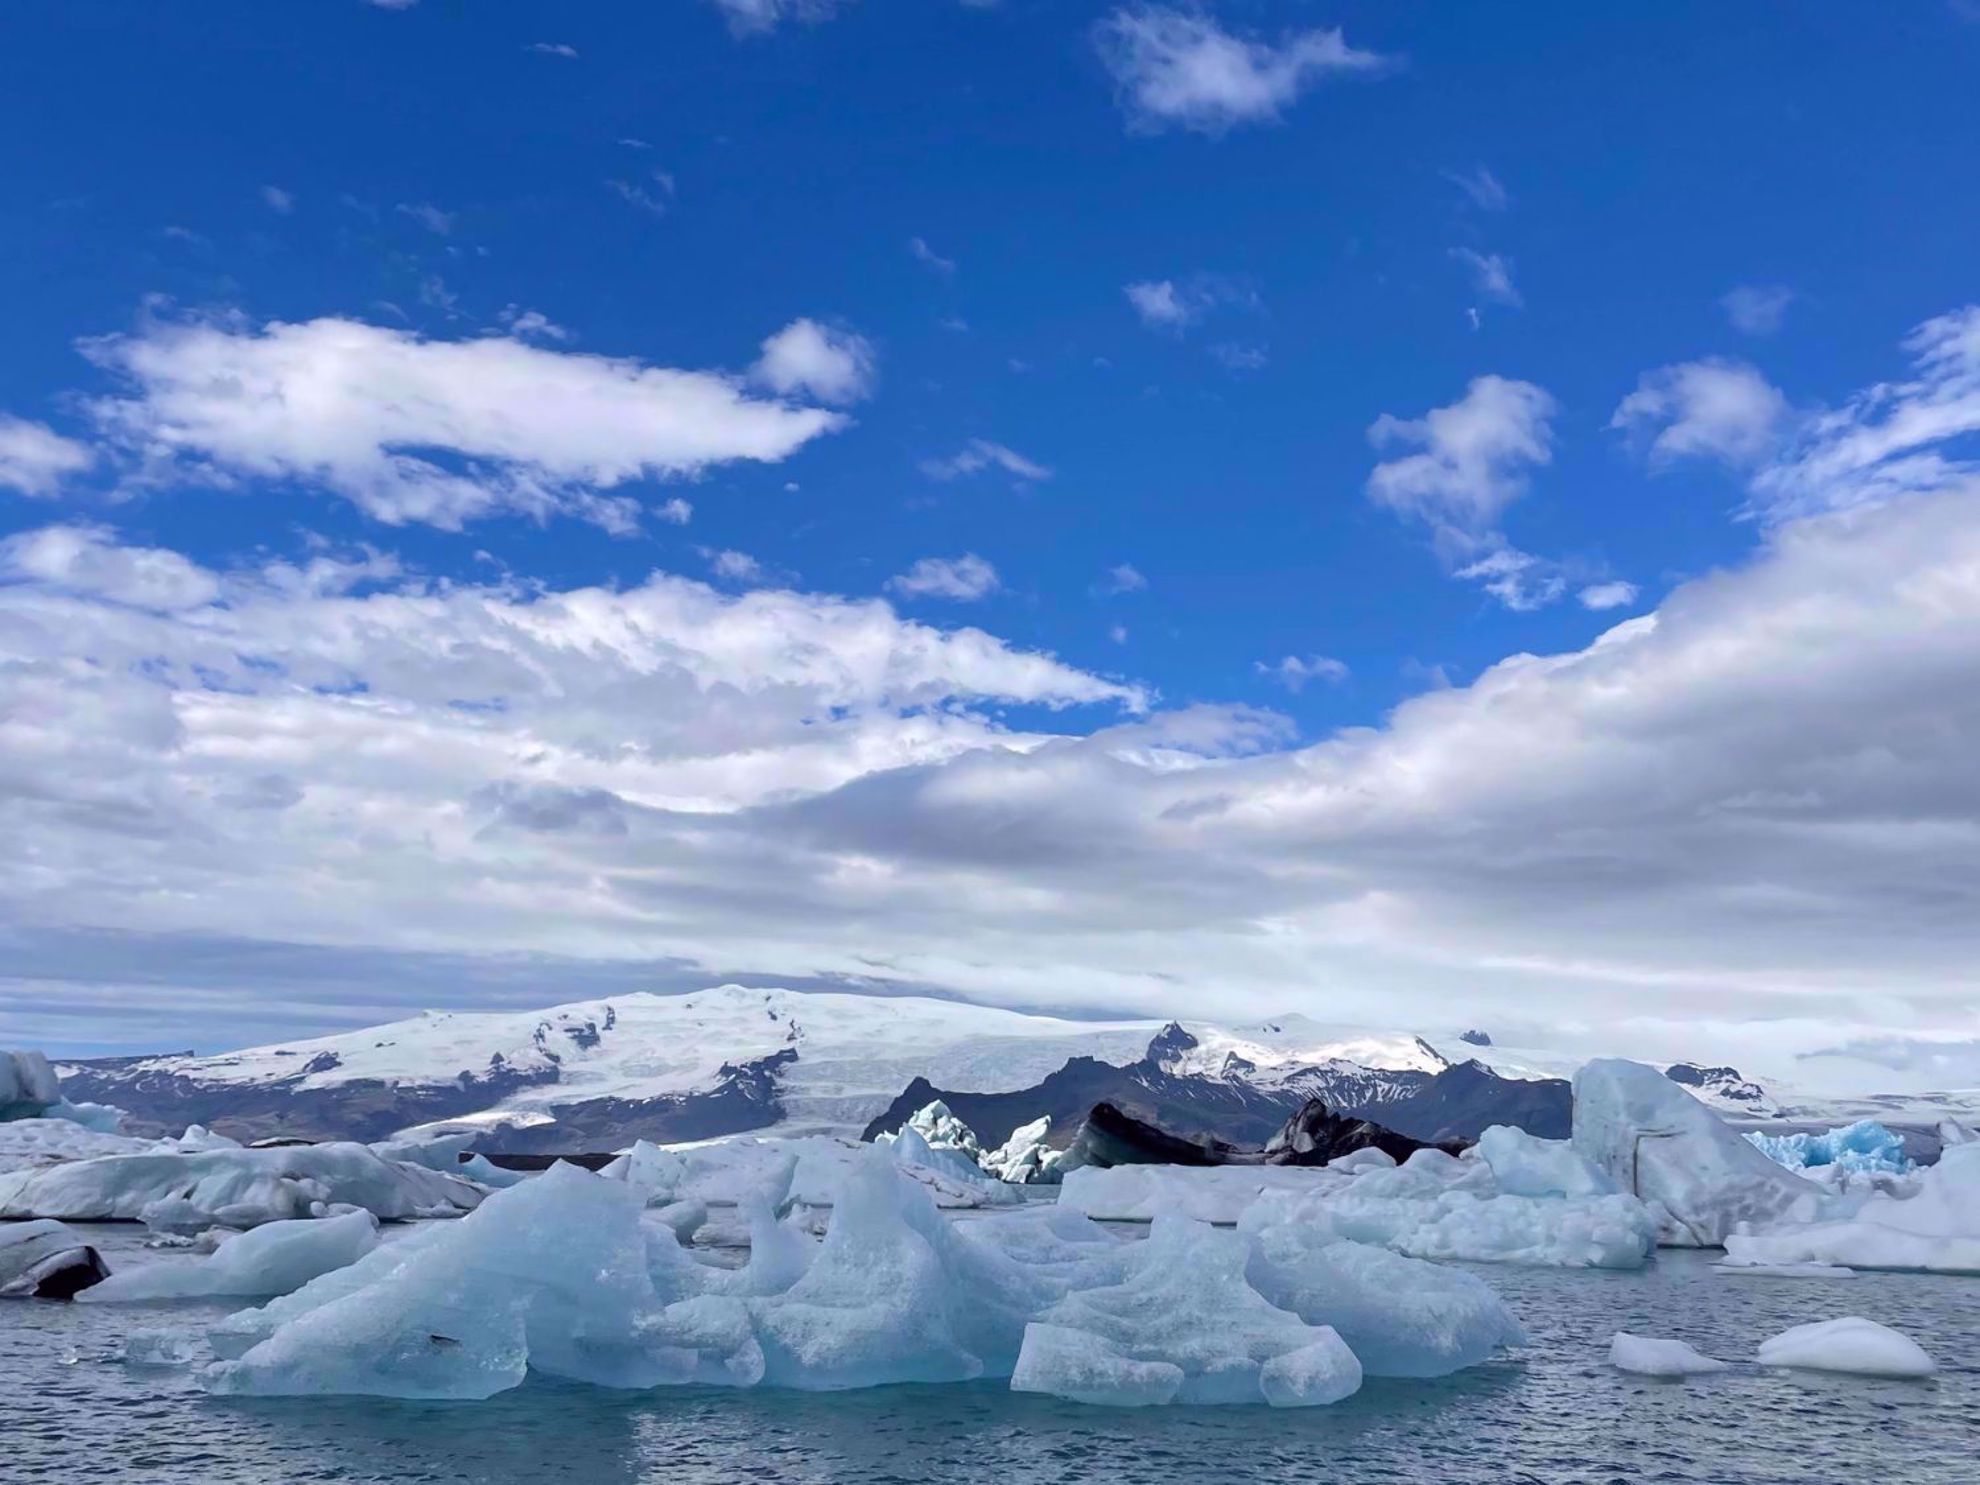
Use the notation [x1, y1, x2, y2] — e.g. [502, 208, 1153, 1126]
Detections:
[3, 1224, 1976, 1484]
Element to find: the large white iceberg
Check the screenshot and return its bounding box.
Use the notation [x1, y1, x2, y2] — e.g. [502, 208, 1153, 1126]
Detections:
[604, 1133, 1013, 1211]
[979, 1115, 1064, 1184]
[1721, 1141, 1980, 1274]
[1572, 1059, 1822, 1246]
[1057, 1164, 1338, 1224]
[1011, 1217, 1362, 1408]
[0, 1142, 485, 1228]
[84, 1211, 380, 1302]
[1756, 1317, 1935, 1378]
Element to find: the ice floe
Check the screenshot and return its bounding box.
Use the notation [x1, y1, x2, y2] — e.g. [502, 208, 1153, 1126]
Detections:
[1756, 1317, 1935, 1378]
[0, 1142, 485, 1228]
[1608, 1331, 1727, 1377]
[1010, 1217, 1362, 1408]
[84, 1211, 381, 1302]
[1572, 1058, 1822, 1246]
[0, 1218, 110, 1299]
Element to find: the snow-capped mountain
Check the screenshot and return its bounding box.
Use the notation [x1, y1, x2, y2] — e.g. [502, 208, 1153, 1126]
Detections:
[56, 987, 1466, 1147]
[56, 985, 1869, 1151]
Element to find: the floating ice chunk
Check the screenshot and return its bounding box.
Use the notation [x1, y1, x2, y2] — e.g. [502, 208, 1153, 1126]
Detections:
[0, 1050, 61, 1119]
[886, 1122, 994, 1187]
[0, 1218, 109, 1299]
[1572, 1059, 1822, 1246]
[1271, 1180, 1656, 1271]
[980, 1116, 1065, 1185]
[1241, 1204, 1524, 1376]
[1721, 1142, 1980, 1273]
[1756, 1317, 1935, 1378]
[1745, 1120, 1911, 1177]
[746, 1153, 1047, 1389]
[891, 1101, 983, 1161]
[1476, 1125, 1618, 1199]
[1010, 1216, 1361, 1408]
[202, 1163, 691, 1398]
[1938, 1118, 1976, 1148]
[0, 1118, 153, 1175]
[123, 1330, 199, 1367]
[649, 1198, 707, 1243]
[43, 1100, 127, 1133]
[1608, 1332, 1727, 1377]
[0, 1142, 485, 1227]
[1325, 1147, 1396, 1175]
[85, 1211, 379, 1302]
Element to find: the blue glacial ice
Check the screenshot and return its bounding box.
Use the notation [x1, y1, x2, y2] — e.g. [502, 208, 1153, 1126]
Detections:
[83, 1210, 381, 1302]
[1744, 1121, 1913, 1179]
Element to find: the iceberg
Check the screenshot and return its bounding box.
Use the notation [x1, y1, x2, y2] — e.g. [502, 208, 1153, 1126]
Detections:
[1608, 1332, 1727, 1377]
[1474, 1125, 1618, 1198]
[1745, 1121, 1913, 1190]
[1240, 1203, 1525, 1376]
[1011, 1217, 1362, 1408]
[0, 1218, 110, 1299]
[0, 1050, 61, 1120]
[979, 1115, 1064, 1185]
[0, 1142, 485, 1228]
[1721, 1141, 1980, 1273]
[1571, 1059, 1822, 1246]
[1058, 1164, 1341, 1224]
[605, 1134, 1010, 1211]
[1756, 1317, 1935, 1378]
[83, 1211, 380, 1302]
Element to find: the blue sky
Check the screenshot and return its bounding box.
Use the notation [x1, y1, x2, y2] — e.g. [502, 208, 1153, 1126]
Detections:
[4, 3, 1980, 1080]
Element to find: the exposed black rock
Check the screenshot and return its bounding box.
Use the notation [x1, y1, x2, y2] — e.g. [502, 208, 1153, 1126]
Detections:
[1459, 1029, 1492, 1047]
[1665, 1062, 1769, 1106]
[1057, 1096, 1456, 1172]
[0, 1222, 111, 1301]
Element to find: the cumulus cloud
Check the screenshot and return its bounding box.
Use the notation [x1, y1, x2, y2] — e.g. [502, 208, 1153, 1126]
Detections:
[920, 438, 1052, 483]
[1123, 272, 1257, 335]
[1097, 562, 1147, 596]
[887, 554, 1000, 601]
[1255, 654, 1348, 691]
[1721, 284, 1794, 336]
[80, 313, 848, 530]
[0, 414, 94, 498]
[1368, 376, 1555, 538]
[1094, 6, 1387, 135]
[750, 318, 876, 405]
[1611, 357, 1789, 469]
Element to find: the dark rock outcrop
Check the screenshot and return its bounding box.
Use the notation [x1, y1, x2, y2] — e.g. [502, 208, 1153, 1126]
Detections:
[0, 1221, 111, 1301]
[1369, 1060, 1573, 1142]
[1458, 1029, 1492, 1047]
[1058, 1096, 1459, 1172]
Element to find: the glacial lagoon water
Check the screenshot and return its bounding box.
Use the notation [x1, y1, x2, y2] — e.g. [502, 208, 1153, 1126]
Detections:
[3, 1223, 1976, 1485]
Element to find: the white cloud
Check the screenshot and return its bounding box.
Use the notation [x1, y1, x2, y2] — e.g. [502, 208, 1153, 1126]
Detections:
[750, 318, 876, 405]
[707, 0, 843, 36]
[260, 185, 295, 214]
[528, 42, 579, 58]
[920, 438, 1052, 483]
[80, 313, 848, 531]
[1098, 562, 1147, 595]
[1577, 580, 1639, 611]
[497, 306, 571, 343]
[1453, 544, 1565, 612]
[1611, 358, 1789, 468]
[1255, 653, 1348, 691]
[0, 415, 93, 498]
[0, 523, 219, 610]
[656, 497, 693, 525]
[1210, 342, 1268, 372]
[1721, 284, 1794, 337]
[908, 237, 956, 276]
[703, 548, 770, 584]
[395, 202, 455, 235]
[1094, 6, 1387, 135]
[1450, 247, 1521, 309]
[1367, 376, 1556, 538]
[607, 174, 674, 216]
[1445, 167, 1508, 212]
[1125, 279, 1190, 330]
[887, 554, 1000, 601]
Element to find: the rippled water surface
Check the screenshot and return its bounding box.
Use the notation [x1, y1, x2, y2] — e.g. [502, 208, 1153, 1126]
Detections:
[4, 1224, 1976, 1484]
